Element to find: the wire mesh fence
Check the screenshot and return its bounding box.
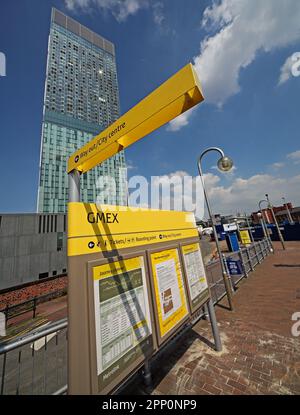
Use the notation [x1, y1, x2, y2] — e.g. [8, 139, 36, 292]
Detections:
[0, 320, 67, 395]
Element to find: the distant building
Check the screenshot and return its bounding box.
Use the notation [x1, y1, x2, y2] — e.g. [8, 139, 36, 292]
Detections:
[252, 203, 294, 224]
[275, 206, 300, 224]
[37, 8, 127, 213]
[0, 213, 67, 291]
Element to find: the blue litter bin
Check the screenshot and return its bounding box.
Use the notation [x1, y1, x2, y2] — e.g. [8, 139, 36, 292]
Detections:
[225, 232, 239, 252]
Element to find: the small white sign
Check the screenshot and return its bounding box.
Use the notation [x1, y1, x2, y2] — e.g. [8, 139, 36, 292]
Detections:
[0, 52, 6, 77]
[223, 223, 237, 232]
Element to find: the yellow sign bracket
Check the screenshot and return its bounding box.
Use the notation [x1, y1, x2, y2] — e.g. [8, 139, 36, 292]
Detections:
[67, 63, 204, 174]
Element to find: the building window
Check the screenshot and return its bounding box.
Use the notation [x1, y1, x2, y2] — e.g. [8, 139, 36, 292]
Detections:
[52, 270, 57, 276]
[39, 272, 49, 280]
[57, 232, 63, 251]
[38, 215, 42, 233]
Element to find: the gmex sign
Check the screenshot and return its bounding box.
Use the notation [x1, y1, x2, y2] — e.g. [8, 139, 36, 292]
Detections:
[0, 52, 6, 77]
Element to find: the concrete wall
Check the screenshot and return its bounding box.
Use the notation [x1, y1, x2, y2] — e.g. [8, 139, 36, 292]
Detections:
[0, 213, 67, 290]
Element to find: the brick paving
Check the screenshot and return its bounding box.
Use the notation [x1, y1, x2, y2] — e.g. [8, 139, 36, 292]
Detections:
[123, 241, 300, 395]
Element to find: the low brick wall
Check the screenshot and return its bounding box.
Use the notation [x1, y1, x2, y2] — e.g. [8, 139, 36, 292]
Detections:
[0, 275, 68, 309]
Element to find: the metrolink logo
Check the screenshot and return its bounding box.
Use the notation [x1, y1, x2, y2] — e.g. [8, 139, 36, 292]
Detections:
[0, 52, 6, 77]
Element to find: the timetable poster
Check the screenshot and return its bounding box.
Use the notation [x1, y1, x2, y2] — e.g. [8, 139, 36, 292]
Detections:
[150, 248, 189, 339]
[182, 243, 209, 309]
[92, 256, 153, 390]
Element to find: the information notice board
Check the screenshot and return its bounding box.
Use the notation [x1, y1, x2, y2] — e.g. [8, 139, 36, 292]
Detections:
[149, 248, 189, 344]
[181, 242, 209, 313]
[92, 255, 153, 392]
[68, 203, 213, 394]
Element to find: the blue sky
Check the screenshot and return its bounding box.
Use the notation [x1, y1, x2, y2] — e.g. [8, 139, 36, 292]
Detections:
[0, 0, 299, 215]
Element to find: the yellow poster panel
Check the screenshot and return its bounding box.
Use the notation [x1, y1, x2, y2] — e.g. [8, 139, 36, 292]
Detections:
[181, 243, 209, 309]
[150, 248, 189, 339]
[240, 230, 251, 245]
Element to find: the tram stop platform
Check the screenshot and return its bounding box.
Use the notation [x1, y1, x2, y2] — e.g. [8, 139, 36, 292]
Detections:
[122, 242, 300, 395]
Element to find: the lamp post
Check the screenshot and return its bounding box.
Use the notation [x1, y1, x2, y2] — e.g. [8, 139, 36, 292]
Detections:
[257, 212, 266, 237]
[282, 197, 294, 225]
[244, 212, 254, 243]
[265, 194, 286, 250]
[198, 147, 234, 311]
[258, 199, 273, 251]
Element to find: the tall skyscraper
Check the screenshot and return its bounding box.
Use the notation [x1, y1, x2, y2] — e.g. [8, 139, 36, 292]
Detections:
[37, 8, 127, 213]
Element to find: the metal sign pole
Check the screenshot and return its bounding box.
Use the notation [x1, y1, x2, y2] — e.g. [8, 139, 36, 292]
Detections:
[266, 196, 286, 250]
[68, 169, 92, 395]
[197, 149, 234, 310]
[68, 170, 80, 203]
[207, 299, 222, 352]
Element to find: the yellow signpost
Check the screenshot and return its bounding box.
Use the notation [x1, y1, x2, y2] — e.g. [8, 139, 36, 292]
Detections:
[67, 63, 222, 395]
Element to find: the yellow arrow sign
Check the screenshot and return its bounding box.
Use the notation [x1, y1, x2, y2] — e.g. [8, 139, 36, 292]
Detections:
[67, 63, 204, 174]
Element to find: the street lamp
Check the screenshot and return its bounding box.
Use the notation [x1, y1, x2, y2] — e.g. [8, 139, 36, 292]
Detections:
[265, 194, 286, 250]
[198, 147, 234, 311]
[282, 197, 294, 225]
[258, 199, 273, 251]
[259, 200, 269, 233]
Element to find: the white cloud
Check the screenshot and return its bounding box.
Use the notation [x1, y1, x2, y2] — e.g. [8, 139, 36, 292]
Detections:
[278, 54, 295, 85]
[172, 0, 300, 130]
[197, 0, 300, 104]
[152, 1, 165, 26]
[167, 108, 194, 132]
[126, 159, 137, 170]
[287, 150, 300, 164]
[129, 169, 300, 219]
[271, 162, 285, 169]
[203, 172, 300, 216]
[65, 0, 164, 23]
[65, 0, 89, 10]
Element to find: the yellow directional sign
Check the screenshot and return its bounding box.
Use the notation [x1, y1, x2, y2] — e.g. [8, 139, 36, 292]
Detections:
[67, 63, 204, 174]
[67, 202, 198, 256]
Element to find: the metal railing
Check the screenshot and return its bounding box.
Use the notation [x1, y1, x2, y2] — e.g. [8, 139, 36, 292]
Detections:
[205, 238, 272, 305]
[223, 238, 271, 291]
[0, 238, 272, 395]
[0, 289, 67, 328]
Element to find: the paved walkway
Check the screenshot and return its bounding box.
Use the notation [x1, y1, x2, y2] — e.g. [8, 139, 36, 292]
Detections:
[123, 241, 300, 395]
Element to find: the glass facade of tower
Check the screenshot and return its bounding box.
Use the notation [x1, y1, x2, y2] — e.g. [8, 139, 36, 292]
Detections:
[37, 8, 127, 213]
